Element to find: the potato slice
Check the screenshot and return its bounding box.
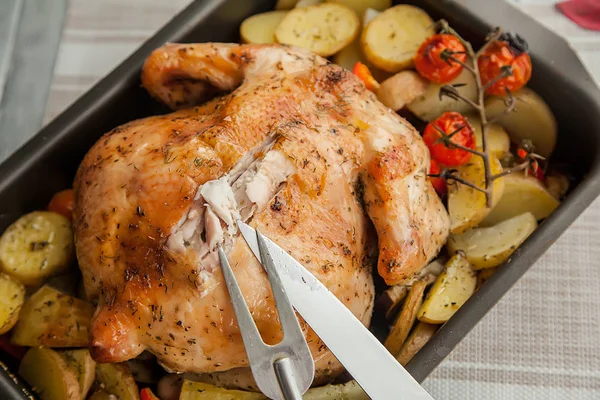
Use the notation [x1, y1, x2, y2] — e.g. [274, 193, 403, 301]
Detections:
[447, 212, 538, 269]
[448, 154, 505, 234]
[275, 3, 360, 57]
[361, 5, 434, 72]
[275, 0, 299, 9]
[0, 211, 74, 287]
[96, 363, 140, 400]
[0, 273, 24, 334]
[477, 267, 497, 289]
[11, 285, 94, 347]
[376, 259, 445, 320]
[304, 380, 369, 399]
[376, 70, 428, 111]
[240, 11, 288, 44]
[417, 254, 477, 324]
[464, 113, 510, 158]
[384, 280, 426, 356]
[482, 173, 559, 226]
[61, 349, 96, 398]
[485, 88, 557, 158]
[396, 322, 438, 366]
[179, 380, 265, 399]
[406, 64, 478, 121]
[19, 347, 81, 400]
[327, 0, 391, 17]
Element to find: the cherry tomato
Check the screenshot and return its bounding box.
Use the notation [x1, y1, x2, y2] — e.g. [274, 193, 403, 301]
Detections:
[415, 34, 467, 84]
[352, 62, 379, 92]
[141, 388, 160, 400]
[429, 159, 447, 196]
[423, 112, 476, 166]
[478, 39, 532, 95]
[47, 189, 74, 221]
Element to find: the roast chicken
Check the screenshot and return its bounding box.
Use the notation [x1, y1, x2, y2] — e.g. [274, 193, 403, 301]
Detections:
[74, 43, 449, 382]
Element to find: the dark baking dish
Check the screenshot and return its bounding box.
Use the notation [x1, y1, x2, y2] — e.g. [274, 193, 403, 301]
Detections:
[1, 0, 600, 397]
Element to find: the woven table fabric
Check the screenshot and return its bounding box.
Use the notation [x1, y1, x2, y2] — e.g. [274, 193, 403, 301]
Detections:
[42, 0, 600, 399]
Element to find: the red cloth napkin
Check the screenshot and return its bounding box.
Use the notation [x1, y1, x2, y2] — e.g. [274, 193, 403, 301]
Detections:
[556, 0, 600, 30]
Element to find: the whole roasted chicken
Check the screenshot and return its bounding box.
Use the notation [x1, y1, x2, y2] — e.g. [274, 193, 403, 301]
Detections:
[74, 43, 449, 383]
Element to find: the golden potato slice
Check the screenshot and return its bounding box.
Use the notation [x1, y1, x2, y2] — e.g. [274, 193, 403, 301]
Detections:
[0, 211, 74, 287]
[417, 254, 477, 324]
[447, 212, 538, 269]
[482, 173, 559, 226]
[275, 0, 299, 9]
[275, 3, 360, 57]
[384, 280, 426, 356]
[240, 11, 288, 44]
[96, 363, 140, 400]
[0, 272, 24, 334]
[406, 63, 478, 121]
[396, 322, 438, 366]
[11, 285, 93, 347]
[179, 380, 265, 399]
[361, 5, 434, 72]
[61, 349, 96, 399]
[376, 70, 428, 111]
[327, 0, 391, 17]
[485, 88, 557, 158]
[464, 113, 510, 159]
[304, 380, 369, 399]
[448, 154, 505, 234]
[19, 347, 81, 400]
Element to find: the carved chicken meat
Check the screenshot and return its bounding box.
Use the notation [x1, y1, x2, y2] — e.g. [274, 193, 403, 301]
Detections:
[74, 43, 449, 381]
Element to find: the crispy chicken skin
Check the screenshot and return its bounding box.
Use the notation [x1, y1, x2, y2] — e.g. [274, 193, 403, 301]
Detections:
[74, 43, 449, 380]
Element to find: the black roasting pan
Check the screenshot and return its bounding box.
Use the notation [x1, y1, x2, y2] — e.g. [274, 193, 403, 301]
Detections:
[1, 0, 600, 397]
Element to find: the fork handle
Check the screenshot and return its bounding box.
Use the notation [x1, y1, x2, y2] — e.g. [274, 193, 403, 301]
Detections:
[274, 358, 303, 400]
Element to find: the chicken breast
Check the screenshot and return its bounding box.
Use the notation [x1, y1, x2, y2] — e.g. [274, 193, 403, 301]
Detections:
[74, 43, 449, 382]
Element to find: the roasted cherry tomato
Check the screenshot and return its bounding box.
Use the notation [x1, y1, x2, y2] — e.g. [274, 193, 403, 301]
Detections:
[140, 388, 160, 400]
[47, 189, 74, 221]
[428, 159, 447, 196]
[352, 62, 379, 92]
[478, 35, 532, 95]
[415, 34, 467, 84]
[422, 112, 476, 166]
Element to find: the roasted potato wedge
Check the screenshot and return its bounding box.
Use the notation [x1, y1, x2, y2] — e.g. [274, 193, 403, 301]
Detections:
[447, 212, 538, 269]
[0, 272, 24, 334]
[464, 113, 510, 158]
[477, 267, 497, 289]
[417, 254, 477, 324]
[11, 285, 94, 347]
[361, 5, 434, 72]
[396, 322, 438, 366]
[304, 380, 369, 399]
[482, 173, 559, 226]
[485, 88, 557, 158]
[327, 0, 391, 17]
[19, 347, 81, 400]
[448, 154, 505, 234]
[376, 259, 445, 320]
[61, 349, 96, 398]
[406, 65, 478, 121]
[384, 280, 427, 356]
[179, 380, 265, 399]
[240, 11, 288, 44]
[376, 70, 428, 111]
[0, 211, 74, 287]
[275, 3, 360, 57]
[96, 363, 140, 400]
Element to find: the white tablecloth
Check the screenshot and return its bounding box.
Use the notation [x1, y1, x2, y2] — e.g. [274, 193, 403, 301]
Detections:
[44, 1, 600, 398]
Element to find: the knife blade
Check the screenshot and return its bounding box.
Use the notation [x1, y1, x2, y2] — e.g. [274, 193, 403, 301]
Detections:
[237, 221, 434, 400]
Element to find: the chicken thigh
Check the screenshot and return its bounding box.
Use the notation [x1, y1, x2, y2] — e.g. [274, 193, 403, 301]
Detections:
[74, 43, 449, 380]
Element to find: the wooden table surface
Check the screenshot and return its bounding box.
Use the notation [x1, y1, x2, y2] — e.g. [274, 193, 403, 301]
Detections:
[36, 0, 600, 399]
